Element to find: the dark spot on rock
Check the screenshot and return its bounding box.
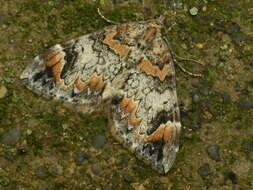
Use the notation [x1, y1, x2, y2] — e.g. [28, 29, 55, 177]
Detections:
[206, 145, 221, 161]
[198, 163, 211, 178]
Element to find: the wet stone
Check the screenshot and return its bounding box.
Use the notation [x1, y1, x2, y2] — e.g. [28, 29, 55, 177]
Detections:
[35, 166, 49, 179]
[91, 164, 102, 175]
[92, 135, 107, 149]
[75, 150, 89, 165]
[206, 145, 221, 161]
[0, 85, 7, 99]
[0, 128, 21, 146]
[198, 163, 211, 178]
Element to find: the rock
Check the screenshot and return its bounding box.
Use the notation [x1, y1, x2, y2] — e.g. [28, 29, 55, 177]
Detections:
[92, 164, 102, 175]
[192, 94, 200, 103]
[198, 163, 211, 178]
[92, 135, 107, 149]
[35, 166, 49, 179]
[0, 85, 7, 99]
[1, 128, 21, 146]
[206, 145, 221, 161]
[189, 7, 198, 16]
[75, 150, 89, 165]
[123, 173, 134, 183]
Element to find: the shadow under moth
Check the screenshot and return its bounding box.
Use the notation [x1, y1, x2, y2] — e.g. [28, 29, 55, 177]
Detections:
[21, 16, 181, 174]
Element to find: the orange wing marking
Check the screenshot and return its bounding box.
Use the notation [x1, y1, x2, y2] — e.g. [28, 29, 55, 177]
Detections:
[137, 59, 172, 81]
[74, 74, 106, 92]
[43, 51, 67, 90]
[144, 123, 174, 143]
[103, 32, 130, 58]
[120, 97, 142, 126]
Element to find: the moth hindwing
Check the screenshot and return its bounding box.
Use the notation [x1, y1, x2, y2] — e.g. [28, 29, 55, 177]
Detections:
[21, 16, 181, 174]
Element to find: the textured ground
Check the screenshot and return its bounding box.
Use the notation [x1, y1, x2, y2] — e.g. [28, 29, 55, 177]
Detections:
[0, 0, 253, 190]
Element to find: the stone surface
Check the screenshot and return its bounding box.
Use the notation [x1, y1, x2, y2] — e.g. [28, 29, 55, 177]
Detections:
[92, 135, 107, 149]
[0, 128, 21, 146]
[198, 163, 211, 178]
[206, 145, 221, 161]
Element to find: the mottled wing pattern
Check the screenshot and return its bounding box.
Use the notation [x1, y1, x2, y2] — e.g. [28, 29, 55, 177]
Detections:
[21, 17, 181, 174]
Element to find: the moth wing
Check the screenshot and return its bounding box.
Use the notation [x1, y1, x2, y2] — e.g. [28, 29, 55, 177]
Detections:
[107, 18, 182, 174]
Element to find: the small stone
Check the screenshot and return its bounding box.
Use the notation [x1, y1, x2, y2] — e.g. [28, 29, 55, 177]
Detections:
[123, 173, 133, 183]
[0, 85, 7, 99]
[92, 135, 107, 149]
[198, 163, 211, 178]
[92, 164, 102, 175]
[28, 39, 33, 43]
[1, 128, 21, 146]
[192, 94, 200, 103]
[206, 145, 221, 161]
[35, 166, 49, 179]
[75, 150, 89, 165]
[189, 7, 198, 16]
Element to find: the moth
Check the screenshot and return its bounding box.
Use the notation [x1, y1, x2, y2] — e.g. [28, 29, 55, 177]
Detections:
[20, 15, 181, 174]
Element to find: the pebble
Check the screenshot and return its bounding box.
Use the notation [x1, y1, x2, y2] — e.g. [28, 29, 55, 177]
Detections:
[189, 7, 198, 16]
[0, 128, 21, 146]
[198, 163, 211, 178]
[192, 94, 200, 103]
[92, 135, 107, 149]
[0, 85, 7, 99]
[35, 166, 49, 179]
[75, 150, 89, 165]
[206, 145, 221, 161]
[92, 164, 102, 175]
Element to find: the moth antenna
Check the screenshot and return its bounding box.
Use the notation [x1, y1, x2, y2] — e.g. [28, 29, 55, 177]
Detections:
[97, 8, 119, 25]
[175, 61, 203, 78]
[162, 30, 203, 78]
